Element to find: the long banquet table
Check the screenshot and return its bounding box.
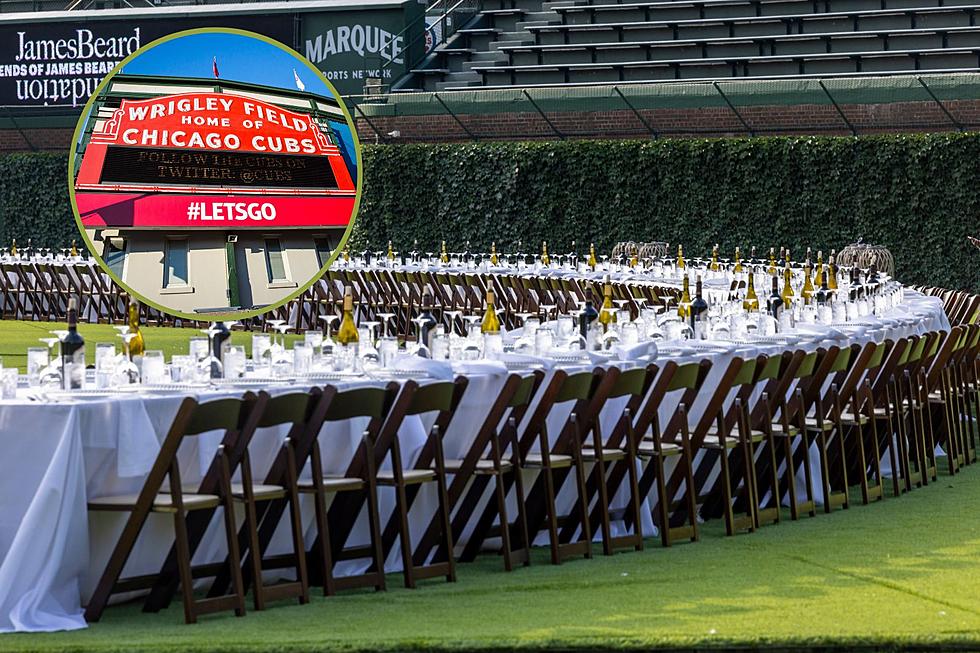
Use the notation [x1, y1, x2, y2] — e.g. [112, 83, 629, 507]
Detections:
[0, 291, 950, 633]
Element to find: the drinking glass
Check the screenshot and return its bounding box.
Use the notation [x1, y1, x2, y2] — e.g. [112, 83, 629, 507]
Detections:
[533, 327, 554, 356]
[170, 355, 195, 383]
[27, 347, 49, 387]
[303, 331, 323, 359]
[224, 345, 247, 379]
[292, 343, 313, 375]
[483, 332, 504, 360]
[0, 368, 17, 399]
[251, 333, 272, 369]
[95, 343, 116, 389]
[379, 336, 399, 367]
[141, 350, 166, 384]
[189, 336, 209, 362]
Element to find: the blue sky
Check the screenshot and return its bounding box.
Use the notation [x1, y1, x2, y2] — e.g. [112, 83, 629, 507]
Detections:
[119, 31, 358, 176]
[123, 31, 331, 96]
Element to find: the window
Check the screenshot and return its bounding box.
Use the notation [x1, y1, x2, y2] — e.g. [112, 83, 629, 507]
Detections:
[164, 239, 189, 288]
[265, 238, 288, 282]
[103, 238, 126, 278]
[314, 237, 335, 268]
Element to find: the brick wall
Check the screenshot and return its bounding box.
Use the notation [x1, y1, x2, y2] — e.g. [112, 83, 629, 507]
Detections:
[3, 98, 978, 150]
[0, 127, 75, 152]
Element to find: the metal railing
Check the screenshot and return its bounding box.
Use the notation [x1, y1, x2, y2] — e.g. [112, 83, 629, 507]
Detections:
[344, 72, 980, 141]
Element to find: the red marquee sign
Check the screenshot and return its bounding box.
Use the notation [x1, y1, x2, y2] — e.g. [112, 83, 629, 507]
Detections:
[90, 92, 335, 156]
[77, 192, 356, 229]
[74, 91, 357, 230]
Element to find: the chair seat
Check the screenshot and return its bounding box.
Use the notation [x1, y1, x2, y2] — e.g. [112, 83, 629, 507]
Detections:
[803, 416, 836, 432]
[297, 476, 366, 493]
[377, 469, 438, 485]
[704, 426, 767, 443]
[524, 453, 573, 468]
[444, 458, 514, 474]
[89, 492, 221, 513]
[928, 391, 945, 403]
[839, 411, 872, 426]
[770, 422, 799, 436]
[637, 440, 682, 457]
[581, 446, 627, 461]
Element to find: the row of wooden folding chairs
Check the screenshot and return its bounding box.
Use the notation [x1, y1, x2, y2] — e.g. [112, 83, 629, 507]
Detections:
[914, 286, 980, 326]
[82, 327, 976, 624]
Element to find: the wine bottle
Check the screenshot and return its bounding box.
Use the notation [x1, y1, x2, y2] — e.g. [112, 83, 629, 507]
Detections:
[815, 250, 824, 287]
[690, 275, 709, 338]
[26, 238, 32, 259]
[827, 254, 838, 291]
[387, 240, 395, 262]
[815, 273, 829, 308]
[342, 244, 350, 263]
[781, 263, 795, 308]
[750, 245, 757, 263]
[768, 247, 776, 275]
[62, 297, 85, 390]
[588, 243, 597, 270]
[598, 275, 616, 331]
[801, 263, 815, 305]
[418, 290, 437, 356]
[677, 274, 692, 320]
[490, 241, 499, 266]
[541, 241, 550, 266]
[767, 274, 784, 321]
[481, 290, 500, 333]
[440, 240, 449, 264]
[463, 240, 471, 265]
[629, 246, 638, 268]
[677, 244, 685, 270]
[336, 287, 359, 346]
[211, 321, 230, 371]
[127, 300, 145, 361]
[9, 238, 16, 258]
[569, 240, 578, 267]
[412, 239, 419, 263]
[733, 246, 743, 273]
[710, 244, 719, 271]
[70, 239, 78, 258]
[579, 289, 599, 349]
[743, 268, 760, 312]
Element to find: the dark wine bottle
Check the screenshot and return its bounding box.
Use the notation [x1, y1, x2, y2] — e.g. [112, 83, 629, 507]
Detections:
[579, 289, 599, 349]
[211, 321, 231, 376]
[767, 274, 784, 321]
[62, 297, 85, 390]
[690, 275, 709, 338]
[418, 290, 437, 357]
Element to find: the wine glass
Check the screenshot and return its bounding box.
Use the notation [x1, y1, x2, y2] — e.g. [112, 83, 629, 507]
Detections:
[443, 310, 462, 336]
[198, 327, 223, 380]
[114, 331, 140, 385]
[376, 312, 397, 338]
[38, 336, 63, 389]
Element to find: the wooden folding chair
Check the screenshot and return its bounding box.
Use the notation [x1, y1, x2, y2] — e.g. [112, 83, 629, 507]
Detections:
[85, 394, 263, 624]
[518, 369, 600, 564]
[632, 360, 707, 546]
[376, 379, 466, 588]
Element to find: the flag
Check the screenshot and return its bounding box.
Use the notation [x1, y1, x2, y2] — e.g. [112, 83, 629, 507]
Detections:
[293, 69, 306, 92]
[212, 57, 219, 79]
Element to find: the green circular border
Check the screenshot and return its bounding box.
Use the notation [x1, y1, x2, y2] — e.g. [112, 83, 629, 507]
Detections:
[67, 26, 363, 322]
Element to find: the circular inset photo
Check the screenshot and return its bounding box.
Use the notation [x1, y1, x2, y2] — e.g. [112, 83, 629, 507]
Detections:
[69, 28, 361, 320]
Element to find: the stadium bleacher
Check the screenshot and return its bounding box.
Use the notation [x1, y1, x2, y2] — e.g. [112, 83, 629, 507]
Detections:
[405, 0, 980, 89]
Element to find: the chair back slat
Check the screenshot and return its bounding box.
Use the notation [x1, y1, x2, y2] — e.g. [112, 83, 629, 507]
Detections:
[608, 366, 649, 398]
[666, 362, 701, 392]
[324, 386, 390, 421]
[554, 370, 596, 403]
[184, 398, 245, 435]
[405, 381, 459, 415]
[256, 392, 312, 428]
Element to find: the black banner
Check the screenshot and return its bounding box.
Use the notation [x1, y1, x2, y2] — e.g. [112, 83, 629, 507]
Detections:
[99, 146, 339, 190]
[0, 16, 292, 109]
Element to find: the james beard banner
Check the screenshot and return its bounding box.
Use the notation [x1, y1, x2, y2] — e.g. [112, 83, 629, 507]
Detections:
[0, 16, 292, 109]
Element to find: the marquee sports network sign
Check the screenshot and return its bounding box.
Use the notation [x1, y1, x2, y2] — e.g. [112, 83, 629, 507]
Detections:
[76, 91, 356, 230]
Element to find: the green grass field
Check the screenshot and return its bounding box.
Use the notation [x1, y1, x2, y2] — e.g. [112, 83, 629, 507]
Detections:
[4, 460, 980, 652]
[0, 321, 302, 372]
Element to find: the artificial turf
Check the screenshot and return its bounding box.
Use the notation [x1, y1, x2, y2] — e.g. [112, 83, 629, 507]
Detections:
[4, 458, 980, 652]
[0, 321, 302, 372]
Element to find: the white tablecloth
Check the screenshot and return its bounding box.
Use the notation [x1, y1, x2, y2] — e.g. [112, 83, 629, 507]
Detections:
[0, 292, 949, 633]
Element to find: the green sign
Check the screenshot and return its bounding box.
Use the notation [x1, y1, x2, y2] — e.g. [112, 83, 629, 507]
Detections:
[301, 2, 425, 96]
